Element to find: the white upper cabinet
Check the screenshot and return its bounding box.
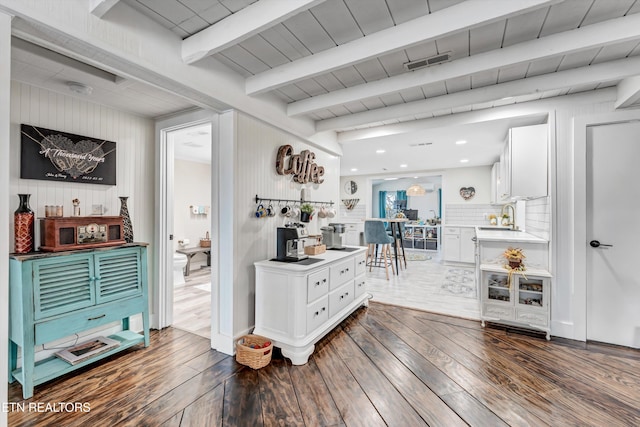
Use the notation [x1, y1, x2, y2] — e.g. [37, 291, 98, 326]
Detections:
[499, 124, 548, 201]
[490, 162, 499, 204]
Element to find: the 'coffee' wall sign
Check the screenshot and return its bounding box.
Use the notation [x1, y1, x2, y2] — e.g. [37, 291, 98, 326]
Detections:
[275, 145, 325, 184]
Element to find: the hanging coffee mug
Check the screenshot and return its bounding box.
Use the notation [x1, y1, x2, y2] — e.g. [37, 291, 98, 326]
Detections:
[255, 204, 267, 218]
[318, 206, 327, 218]
[267, 203, 276, 217]
[281, 204, 292, 217]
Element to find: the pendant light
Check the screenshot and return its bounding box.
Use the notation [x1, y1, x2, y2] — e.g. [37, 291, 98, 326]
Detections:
[406, 184, 426, 196]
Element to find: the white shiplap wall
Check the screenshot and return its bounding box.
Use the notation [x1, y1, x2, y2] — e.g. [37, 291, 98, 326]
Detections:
[9, 81, 156, 357]
[9, 81, 155, 248]
[233, 112, 340, 333]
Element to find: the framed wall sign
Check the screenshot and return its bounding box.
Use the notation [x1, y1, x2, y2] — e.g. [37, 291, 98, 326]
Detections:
[20, 124, 117, 185]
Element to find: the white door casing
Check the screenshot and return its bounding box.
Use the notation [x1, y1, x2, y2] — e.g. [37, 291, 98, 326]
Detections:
[586, 122, 640, 348]
[154, 110, 216, 331]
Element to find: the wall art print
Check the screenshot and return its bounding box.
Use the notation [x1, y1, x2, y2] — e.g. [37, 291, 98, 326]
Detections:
[20, 124, 117, 185]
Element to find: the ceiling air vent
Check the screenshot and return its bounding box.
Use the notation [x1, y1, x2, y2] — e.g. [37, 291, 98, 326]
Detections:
[404, 52, 452, 71]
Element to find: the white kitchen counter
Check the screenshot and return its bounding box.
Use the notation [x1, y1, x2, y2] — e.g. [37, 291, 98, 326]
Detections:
[254, 246, 366, 272]
[475, 228, 547, 243]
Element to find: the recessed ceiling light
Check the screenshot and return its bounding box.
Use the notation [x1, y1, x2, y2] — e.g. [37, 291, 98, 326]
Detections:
[460, 159, 469, 163]
[400, 164, 408, 168]
[384, 177, 398, 180]
[455, 140, 467, 145]
[376, 149, 386, 154]
[350, 168, 358, 172]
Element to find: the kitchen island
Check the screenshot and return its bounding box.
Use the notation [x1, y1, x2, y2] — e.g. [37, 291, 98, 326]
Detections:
[254, 247, 368, 364]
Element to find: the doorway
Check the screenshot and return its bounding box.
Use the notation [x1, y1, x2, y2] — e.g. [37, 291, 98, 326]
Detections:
[586, 121, 640, 348]
[155, 110, 216, 340]
[171, 123, 212, 338]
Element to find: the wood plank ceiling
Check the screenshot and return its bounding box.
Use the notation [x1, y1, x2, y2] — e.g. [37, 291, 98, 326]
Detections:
[122, 0, 640, 133]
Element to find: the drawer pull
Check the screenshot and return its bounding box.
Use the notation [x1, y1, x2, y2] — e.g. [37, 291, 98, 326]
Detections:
[314, 307, 327, 317]
[88, 314, 106, 321]
[340, 292, 349, 300]
[315, 278, 328, 287]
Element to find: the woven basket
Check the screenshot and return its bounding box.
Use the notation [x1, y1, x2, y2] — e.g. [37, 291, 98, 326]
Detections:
[236, 334, 273, 369]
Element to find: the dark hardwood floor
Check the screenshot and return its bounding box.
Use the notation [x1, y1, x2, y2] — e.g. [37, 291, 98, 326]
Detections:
[8, 302, 640, 426]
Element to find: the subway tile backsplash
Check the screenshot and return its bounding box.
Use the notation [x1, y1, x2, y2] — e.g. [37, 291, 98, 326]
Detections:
[525, 197, 550, 240]
[446, 198, 551, 240]
[445, 204, 503, 225]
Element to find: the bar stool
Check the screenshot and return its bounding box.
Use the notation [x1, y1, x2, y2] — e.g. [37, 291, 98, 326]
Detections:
[393, 222, 407, 270]
[364, 220, 396, 280]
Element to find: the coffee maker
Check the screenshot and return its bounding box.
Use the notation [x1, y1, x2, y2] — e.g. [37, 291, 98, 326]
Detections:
[321, 223, 345, 250]
[276, 226, 309, 261]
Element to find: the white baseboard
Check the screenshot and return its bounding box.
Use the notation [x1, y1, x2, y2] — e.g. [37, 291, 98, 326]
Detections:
[551, 319, 581, 341]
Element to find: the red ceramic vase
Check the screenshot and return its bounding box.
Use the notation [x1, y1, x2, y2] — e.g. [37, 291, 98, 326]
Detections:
[14, 193, 35, 253]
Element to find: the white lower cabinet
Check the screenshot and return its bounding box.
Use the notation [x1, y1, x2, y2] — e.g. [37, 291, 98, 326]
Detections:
[254, 248, 368, 364]
[443, 226, 475, 263]
[480, 266, 551, 339]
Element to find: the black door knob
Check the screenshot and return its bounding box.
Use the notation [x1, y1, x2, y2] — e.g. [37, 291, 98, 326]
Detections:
[590, 240, 613, 248]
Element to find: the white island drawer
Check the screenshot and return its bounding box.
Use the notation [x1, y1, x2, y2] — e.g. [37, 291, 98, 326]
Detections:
[354, 276, 366, 298]
[307, 269, 329, 303]
[354, 253, 367, 276]
[329, 281, 354, 317]
[330, 259, 354, 290]
[306, 296, 329, 334]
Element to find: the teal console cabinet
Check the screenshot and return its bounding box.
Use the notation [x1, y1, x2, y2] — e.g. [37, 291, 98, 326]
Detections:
[9, 244, 150, 399]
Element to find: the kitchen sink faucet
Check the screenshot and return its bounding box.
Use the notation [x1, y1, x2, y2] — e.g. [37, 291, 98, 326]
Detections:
[501, 203, 517, 230]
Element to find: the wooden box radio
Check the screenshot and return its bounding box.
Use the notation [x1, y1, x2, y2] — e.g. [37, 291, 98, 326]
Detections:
[39, 216, 126, 252]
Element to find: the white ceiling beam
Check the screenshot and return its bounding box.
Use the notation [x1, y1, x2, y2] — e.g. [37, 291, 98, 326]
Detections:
[317, 56, 640, 132]
[182, 0, 326, 64]
[615, 76, 640, 109]
[89, 0, 120, 18]
[246, 0, 557, 95]
[290, 13, 640, 117]
[337, 89, 616, 144]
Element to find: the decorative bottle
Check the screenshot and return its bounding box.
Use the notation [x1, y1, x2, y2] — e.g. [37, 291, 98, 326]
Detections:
[14, 194, 35, 253]
[119, 196, 134, 243]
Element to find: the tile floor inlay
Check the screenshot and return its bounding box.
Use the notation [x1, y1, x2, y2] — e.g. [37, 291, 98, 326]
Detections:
[365, 250, 480, 320]
[441, 267, 476, 298]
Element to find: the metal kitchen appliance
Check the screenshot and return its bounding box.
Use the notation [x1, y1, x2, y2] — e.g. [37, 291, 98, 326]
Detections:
[276, 225, 309, 261]
[321, 223, 346, 250]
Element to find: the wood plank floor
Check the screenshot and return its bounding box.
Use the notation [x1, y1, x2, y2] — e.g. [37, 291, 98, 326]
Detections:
[8, 302, 640, 426]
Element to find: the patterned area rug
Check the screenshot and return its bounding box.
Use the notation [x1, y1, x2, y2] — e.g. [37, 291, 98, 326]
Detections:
[405, 252, 433, 261]
[441, 267, 476, 298]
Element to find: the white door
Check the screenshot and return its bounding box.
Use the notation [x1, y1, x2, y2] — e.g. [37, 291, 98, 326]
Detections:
[586, 122, 640, 348]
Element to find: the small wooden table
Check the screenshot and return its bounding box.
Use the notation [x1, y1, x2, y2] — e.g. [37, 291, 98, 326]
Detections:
[176, 246, 211, 276]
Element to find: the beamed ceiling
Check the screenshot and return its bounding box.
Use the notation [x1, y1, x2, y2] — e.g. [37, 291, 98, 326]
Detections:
[7, 0, 640, 174]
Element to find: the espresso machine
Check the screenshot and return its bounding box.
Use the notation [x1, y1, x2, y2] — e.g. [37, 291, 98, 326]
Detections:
[321, 223, 345, 250]
[276, 226, 309, 261]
